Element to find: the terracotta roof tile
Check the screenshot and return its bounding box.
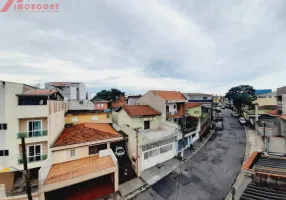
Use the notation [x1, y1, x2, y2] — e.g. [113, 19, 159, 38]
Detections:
[53, 123, 121, 147]
[44, 155, 114, 185]
[123, 105, 161, 117]
[185, 102, 202, 109]
[23, 89, 58, 95]
[151, 90, 186, 101]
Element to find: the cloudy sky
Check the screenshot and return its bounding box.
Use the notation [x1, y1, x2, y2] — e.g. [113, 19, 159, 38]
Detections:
[1, 0, 286, 97]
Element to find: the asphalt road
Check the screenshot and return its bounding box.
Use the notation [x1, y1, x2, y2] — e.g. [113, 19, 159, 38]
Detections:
[135, 109, 246, 200]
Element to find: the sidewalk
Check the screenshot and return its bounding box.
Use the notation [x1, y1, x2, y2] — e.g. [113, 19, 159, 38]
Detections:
[122, 128, 215, 199]
[224, 127, 264, 200]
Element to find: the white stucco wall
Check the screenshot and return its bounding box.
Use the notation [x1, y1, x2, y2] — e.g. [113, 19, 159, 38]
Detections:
[282, 94, 286, 115]
[78, 83, 87, 100]
[118, 109, 162, 130]
[166, 103, 177, 114]
[0, 82, 6, 149]
[137, 91, 166, 116]
[0, 82, 24, 169]
[67, 100, 94, 110]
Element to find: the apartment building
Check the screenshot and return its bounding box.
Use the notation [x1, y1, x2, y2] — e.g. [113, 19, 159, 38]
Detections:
[39, 123, 123, 200]
[183, 93, 213, 104]
[45, 82, 87, 100]
[277, 86, 286, 115]
[0, 82, 65, 198]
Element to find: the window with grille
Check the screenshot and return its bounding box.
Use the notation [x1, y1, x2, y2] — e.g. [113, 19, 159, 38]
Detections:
[91, 116, 98, 121]
[72, 117, 78, 122]
[69, 149, 76, 157]
[27, 121, 42, 137]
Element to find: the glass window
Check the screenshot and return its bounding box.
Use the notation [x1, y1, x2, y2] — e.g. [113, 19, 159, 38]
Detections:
[28, 121, 42, 137]
[107, 114, 110, 118]
[0, 150, 9, 157]
[70, 149, 75, 157]
[0, 124, 7, 130]
[144, 121, 150, 130]
[160, 144, 173, 154]
[28, 145, 41, 162]
[89, 144, 107, 155]
[91, 116, 98, 121]
[72, 117, 78, 122]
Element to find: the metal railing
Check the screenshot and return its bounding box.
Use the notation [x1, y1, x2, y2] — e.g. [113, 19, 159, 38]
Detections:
[167, 111, 178, 116]
[17, 130, 48, 139]
[18, 154, 47, 164]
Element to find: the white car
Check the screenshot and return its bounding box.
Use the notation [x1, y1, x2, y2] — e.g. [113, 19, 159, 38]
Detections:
[114, 146, 125, 157]
[232, 112, 239, 117]
[239, 117, 246, 125]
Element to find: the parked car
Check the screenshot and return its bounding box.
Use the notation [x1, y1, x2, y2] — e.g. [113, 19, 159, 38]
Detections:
[221, 105, 225, 109]
[232, 112, 239, 117]
[239, 117, 246, 125]
[215, 121, 223, 130]
[114, 146, 125, 157]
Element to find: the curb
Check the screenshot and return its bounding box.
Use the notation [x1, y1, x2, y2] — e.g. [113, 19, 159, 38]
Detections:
[125, 127, 216, 200]
[224, 125, 248, 200]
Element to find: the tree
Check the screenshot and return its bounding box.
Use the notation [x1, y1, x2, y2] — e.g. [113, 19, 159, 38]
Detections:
[92, 88, 125, 102]
[233, 93, 253, 114]
[225, 85, 256, 114]
[225, 85, 256, 101]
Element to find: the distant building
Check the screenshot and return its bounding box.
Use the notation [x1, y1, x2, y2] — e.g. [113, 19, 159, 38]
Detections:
[277, 86, 286, 115]
[255, 89, 272, 95]
[65, 110, 112, 125]
[92, 99, 109, 111]
[126, 95, 141, 105]
[45, 82, 87, 100]
[183, 93, 213, 103]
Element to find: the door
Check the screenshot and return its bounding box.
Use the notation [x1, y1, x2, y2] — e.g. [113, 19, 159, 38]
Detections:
[28, 145, 41, 162]
[28, 120, 42, 137]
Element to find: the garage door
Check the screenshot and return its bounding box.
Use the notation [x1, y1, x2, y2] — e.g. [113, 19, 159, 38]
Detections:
[141, 137, 176, 171]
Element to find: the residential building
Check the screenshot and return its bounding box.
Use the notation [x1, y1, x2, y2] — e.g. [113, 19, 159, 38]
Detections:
[137, 90, 187, 122]
[92, 99, 109, 110]
[45, 82, 87, 100]
[183, 93, 213, 103]
[277, 86, 286, 115]
[38, 123, 123, 200]
[0, 84, 65, 198]
[185, 102, 202, 118]
[65, 110, 112, 124]
[253, 91, 277, 107]
[241, 151, 286, 199]
[68, 99, 95, 111]
[126, 95, 141, 105]
[114, 105, 179, 176]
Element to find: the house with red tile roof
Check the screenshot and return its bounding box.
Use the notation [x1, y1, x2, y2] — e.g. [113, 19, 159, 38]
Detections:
[137, 90, 187, 121]
[38, 123, 123, 200]
[113, 105, 179, 176]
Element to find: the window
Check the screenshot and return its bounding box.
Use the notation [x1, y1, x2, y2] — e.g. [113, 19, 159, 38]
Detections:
[69, 149, 76, 157]
[91, 116, 98, 121]
[0, 150, 9, 156]
[79, 100, 83, 104]
[27, 121, 42, 137]
[144, 121, 150, 130]
[100, 104, 104, 107]
[28, 145, 41, 162]
[0, 124, 7, 130]
[192, 133, 196, 138]
[89, 144, 107, 155]
[203, 97, 207, 100]
[72, 117, 78, 122]
[174, 105, 176, 109]
[107, 114, 110, 118]
[160, 144, 173, 154]
[97, 104, 101, 108]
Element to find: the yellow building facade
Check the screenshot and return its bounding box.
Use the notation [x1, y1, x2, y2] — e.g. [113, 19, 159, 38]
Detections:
[65, 111, 112, 124]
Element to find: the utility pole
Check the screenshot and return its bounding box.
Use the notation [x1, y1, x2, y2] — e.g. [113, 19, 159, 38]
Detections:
[21, 137, 33, 200]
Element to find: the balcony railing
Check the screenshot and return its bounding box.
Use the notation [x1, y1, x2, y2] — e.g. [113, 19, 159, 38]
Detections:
[18, 154, 47, 164]
[17, 130, 48, 139]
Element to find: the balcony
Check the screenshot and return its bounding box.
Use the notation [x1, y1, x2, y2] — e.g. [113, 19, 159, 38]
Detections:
[18, 154, 47, 164]
[17, 130, 48, 139]
[16, 105, 49, 118]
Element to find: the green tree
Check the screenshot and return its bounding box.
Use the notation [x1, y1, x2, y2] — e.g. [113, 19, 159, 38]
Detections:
[225, 85, 256, 114]
[92, 88, 125, 102]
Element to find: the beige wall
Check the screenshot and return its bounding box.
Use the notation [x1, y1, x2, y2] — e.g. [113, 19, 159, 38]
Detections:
[118, 109, 162, 130]
[137, 91, 166, 116]
[254, 97, 277, 106]
[51, 142, 113, 164]
[19, 118, 48, 132]
[48, 101, 65, 146]
[186, 106, 201, 118]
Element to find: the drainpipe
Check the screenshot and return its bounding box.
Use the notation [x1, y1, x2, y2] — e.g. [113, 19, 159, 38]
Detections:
[136, 131, 139, 176]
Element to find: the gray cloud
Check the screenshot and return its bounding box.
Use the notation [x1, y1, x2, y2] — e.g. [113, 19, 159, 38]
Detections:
[1, 0, 286, 95]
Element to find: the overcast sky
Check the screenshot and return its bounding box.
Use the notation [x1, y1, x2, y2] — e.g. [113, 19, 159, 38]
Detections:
[1, 0, 286, 96]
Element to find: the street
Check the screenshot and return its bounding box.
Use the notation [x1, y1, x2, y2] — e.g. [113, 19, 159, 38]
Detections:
[135, 109, 246, 200]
